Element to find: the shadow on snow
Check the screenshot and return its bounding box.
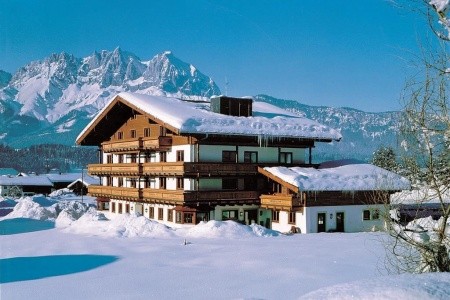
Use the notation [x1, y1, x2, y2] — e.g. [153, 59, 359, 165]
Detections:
[0, 218, 54, 235]
[0, 254, 119, 283]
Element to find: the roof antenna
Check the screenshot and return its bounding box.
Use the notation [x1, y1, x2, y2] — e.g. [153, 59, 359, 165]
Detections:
[225, 77, 229, 96]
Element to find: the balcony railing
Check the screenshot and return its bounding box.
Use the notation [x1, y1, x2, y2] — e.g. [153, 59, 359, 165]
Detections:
[102, 137, 172, 153]
[89, 185, 260, 205]
[142, 162, 258, 176]
[88, 163, 141, 175]
[260, 194, 304, 210]
[88, 185, 141, 200]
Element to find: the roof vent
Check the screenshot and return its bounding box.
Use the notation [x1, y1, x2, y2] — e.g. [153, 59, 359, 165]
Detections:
[210, 96, 253, 117]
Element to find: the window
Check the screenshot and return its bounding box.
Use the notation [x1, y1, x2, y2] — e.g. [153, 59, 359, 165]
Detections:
[118, 154, 124, 164]
[129, 178, 137, 188]
[130, 153, 137, 163]
[176, 178, 184, 189]
[106, 176, 112, 186]
[149, 207, 154, 219]
[279, 152, 293, 164]
[168, 209, 174, 222]
[144, 128, 151, 137]
[184, 213, 194, 224]
[125, 204, 130, 214]
[372, 209, 380, 220]
[363, 210, 371, 221]
[159, 177, 166, 189]
[118, 203, 123, 214]
[272, 210, 280, 222]
[222, 210, 238, 221]
[131, 114, 137, 120]
[288, 212, 296, 224]
[118, 177, 123, 187]
[160, 152, 167, 162]
[176, 150, 184, 162]
[111, 202, 116, 213]
[222, 178, 238, 190]
[117, 131, 123, 140]
[158, 208, 164, 220]
[147, 178, 156, 189]
[130, 129, 136, 138]
[244, 151, 258, 163]
[107, 155, 112, 163]
[176, 211, 182, 223]
[222, 150, 237, 162]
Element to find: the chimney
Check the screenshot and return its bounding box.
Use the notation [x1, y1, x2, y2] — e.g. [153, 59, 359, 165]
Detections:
[210, 96, 253, 117]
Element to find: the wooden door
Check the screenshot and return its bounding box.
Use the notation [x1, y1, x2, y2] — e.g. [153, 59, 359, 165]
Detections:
[317, 213, 326, 233]
[336, 212, 345, 232]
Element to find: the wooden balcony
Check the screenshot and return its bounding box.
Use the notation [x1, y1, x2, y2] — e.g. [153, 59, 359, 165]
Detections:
[142, 189, 260, 205]
[88, 163, 141, 175]
[88, 185, 141, 200]
[260, 194, 304, 211]
[142, 162, 258, 176]
[102, 136, 172, 153]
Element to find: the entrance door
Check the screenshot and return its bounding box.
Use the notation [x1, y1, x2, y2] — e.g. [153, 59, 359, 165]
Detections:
[244, 210, 258, 225]
[336, 212, 344, 232]
[317, 213, 326, 233]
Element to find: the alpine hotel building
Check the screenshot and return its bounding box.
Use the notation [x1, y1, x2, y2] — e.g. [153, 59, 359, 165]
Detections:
[76, 92, 410, 233]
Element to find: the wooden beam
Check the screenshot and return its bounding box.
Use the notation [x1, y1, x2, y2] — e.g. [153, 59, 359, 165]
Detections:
[257, 166, 299, 194]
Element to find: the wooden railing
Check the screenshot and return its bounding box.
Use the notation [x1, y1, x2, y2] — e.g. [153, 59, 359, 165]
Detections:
[102, 136, 172, 152]
[142, 162, 258, 176]
[260, 194, 304, 210]
[142, 189, 185, 204]
[88, 185, 141, 200]
[88, 163, 141, 175]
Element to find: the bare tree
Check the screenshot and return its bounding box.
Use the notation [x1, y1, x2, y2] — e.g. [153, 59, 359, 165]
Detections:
[383, 0, 450, 273]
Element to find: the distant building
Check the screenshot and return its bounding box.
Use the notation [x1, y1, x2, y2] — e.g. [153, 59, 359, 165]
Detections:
[76, 92, 410, 232]
[0, 175, 53, 197]
[67, 174, 100, 196]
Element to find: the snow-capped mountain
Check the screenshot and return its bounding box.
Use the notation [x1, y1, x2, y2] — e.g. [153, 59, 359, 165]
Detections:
[0, 49, 400, 161]
[0, 48, 221, 146]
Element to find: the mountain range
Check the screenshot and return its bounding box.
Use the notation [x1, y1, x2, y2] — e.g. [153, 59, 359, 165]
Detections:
[0, 48, 400, 161]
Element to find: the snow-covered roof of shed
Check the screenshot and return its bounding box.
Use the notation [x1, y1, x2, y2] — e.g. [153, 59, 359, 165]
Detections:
[0, 175, 53, 187]
[45, 173, 85, 183]
[263, 160, 411, 191]
[77, 92, 342, 142]
[67, 175, 100, 188]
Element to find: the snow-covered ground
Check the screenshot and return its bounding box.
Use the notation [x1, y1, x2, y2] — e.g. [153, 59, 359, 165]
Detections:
[1, 194, 449, 299]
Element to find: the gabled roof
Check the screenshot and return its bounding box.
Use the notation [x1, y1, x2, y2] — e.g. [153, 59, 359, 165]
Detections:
[0, 175, 53, 187]
[260, 160, 411, 192]
[67, 175, 100, 188]
[77, 92, 342, 145]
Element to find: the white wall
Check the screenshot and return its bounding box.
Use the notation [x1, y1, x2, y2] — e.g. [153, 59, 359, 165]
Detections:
[166, 145, 193, 162]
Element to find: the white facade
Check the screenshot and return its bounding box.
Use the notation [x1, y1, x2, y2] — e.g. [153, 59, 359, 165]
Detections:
[270, 204, 386, 233]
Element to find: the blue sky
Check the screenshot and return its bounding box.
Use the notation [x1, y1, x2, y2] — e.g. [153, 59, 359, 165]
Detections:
[0, 0, 431, 112]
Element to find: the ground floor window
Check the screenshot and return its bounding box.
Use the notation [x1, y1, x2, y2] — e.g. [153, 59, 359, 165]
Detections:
[118, 203, 123, 214]
[149, 207, 154, 219]
[111, 202, 116, 213]
[184, 212, 194, 224]
[272, 210, 280, 222]
[222, 210, 238, 221]
[288, 211, 296, 224]
[158, 208, 164, 220]
[125, 204, 130, 214]
[196, 211, 210, 223]
[168, 209, 174, 222]
[363, 209, 380, 221]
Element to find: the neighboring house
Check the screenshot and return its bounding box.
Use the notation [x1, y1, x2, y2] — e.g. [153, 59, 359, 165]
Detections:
[0, 168, 19, 177]
[67, 174, 100, 196]
[0, 175, 54, 197]
[259, 160, 410, 233]
[76, 92, 409, 232]
[45, 173, 87, 190]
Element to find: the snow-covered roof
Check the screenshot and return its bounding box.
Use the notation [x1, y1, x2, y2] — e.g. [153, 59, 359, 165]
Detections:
[45, 173, 85, 183]
[77, 92, 342, 143]
[262, 160, 411, 191]
[0, 175, 53, 187]
[67, 175, 100, 188]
